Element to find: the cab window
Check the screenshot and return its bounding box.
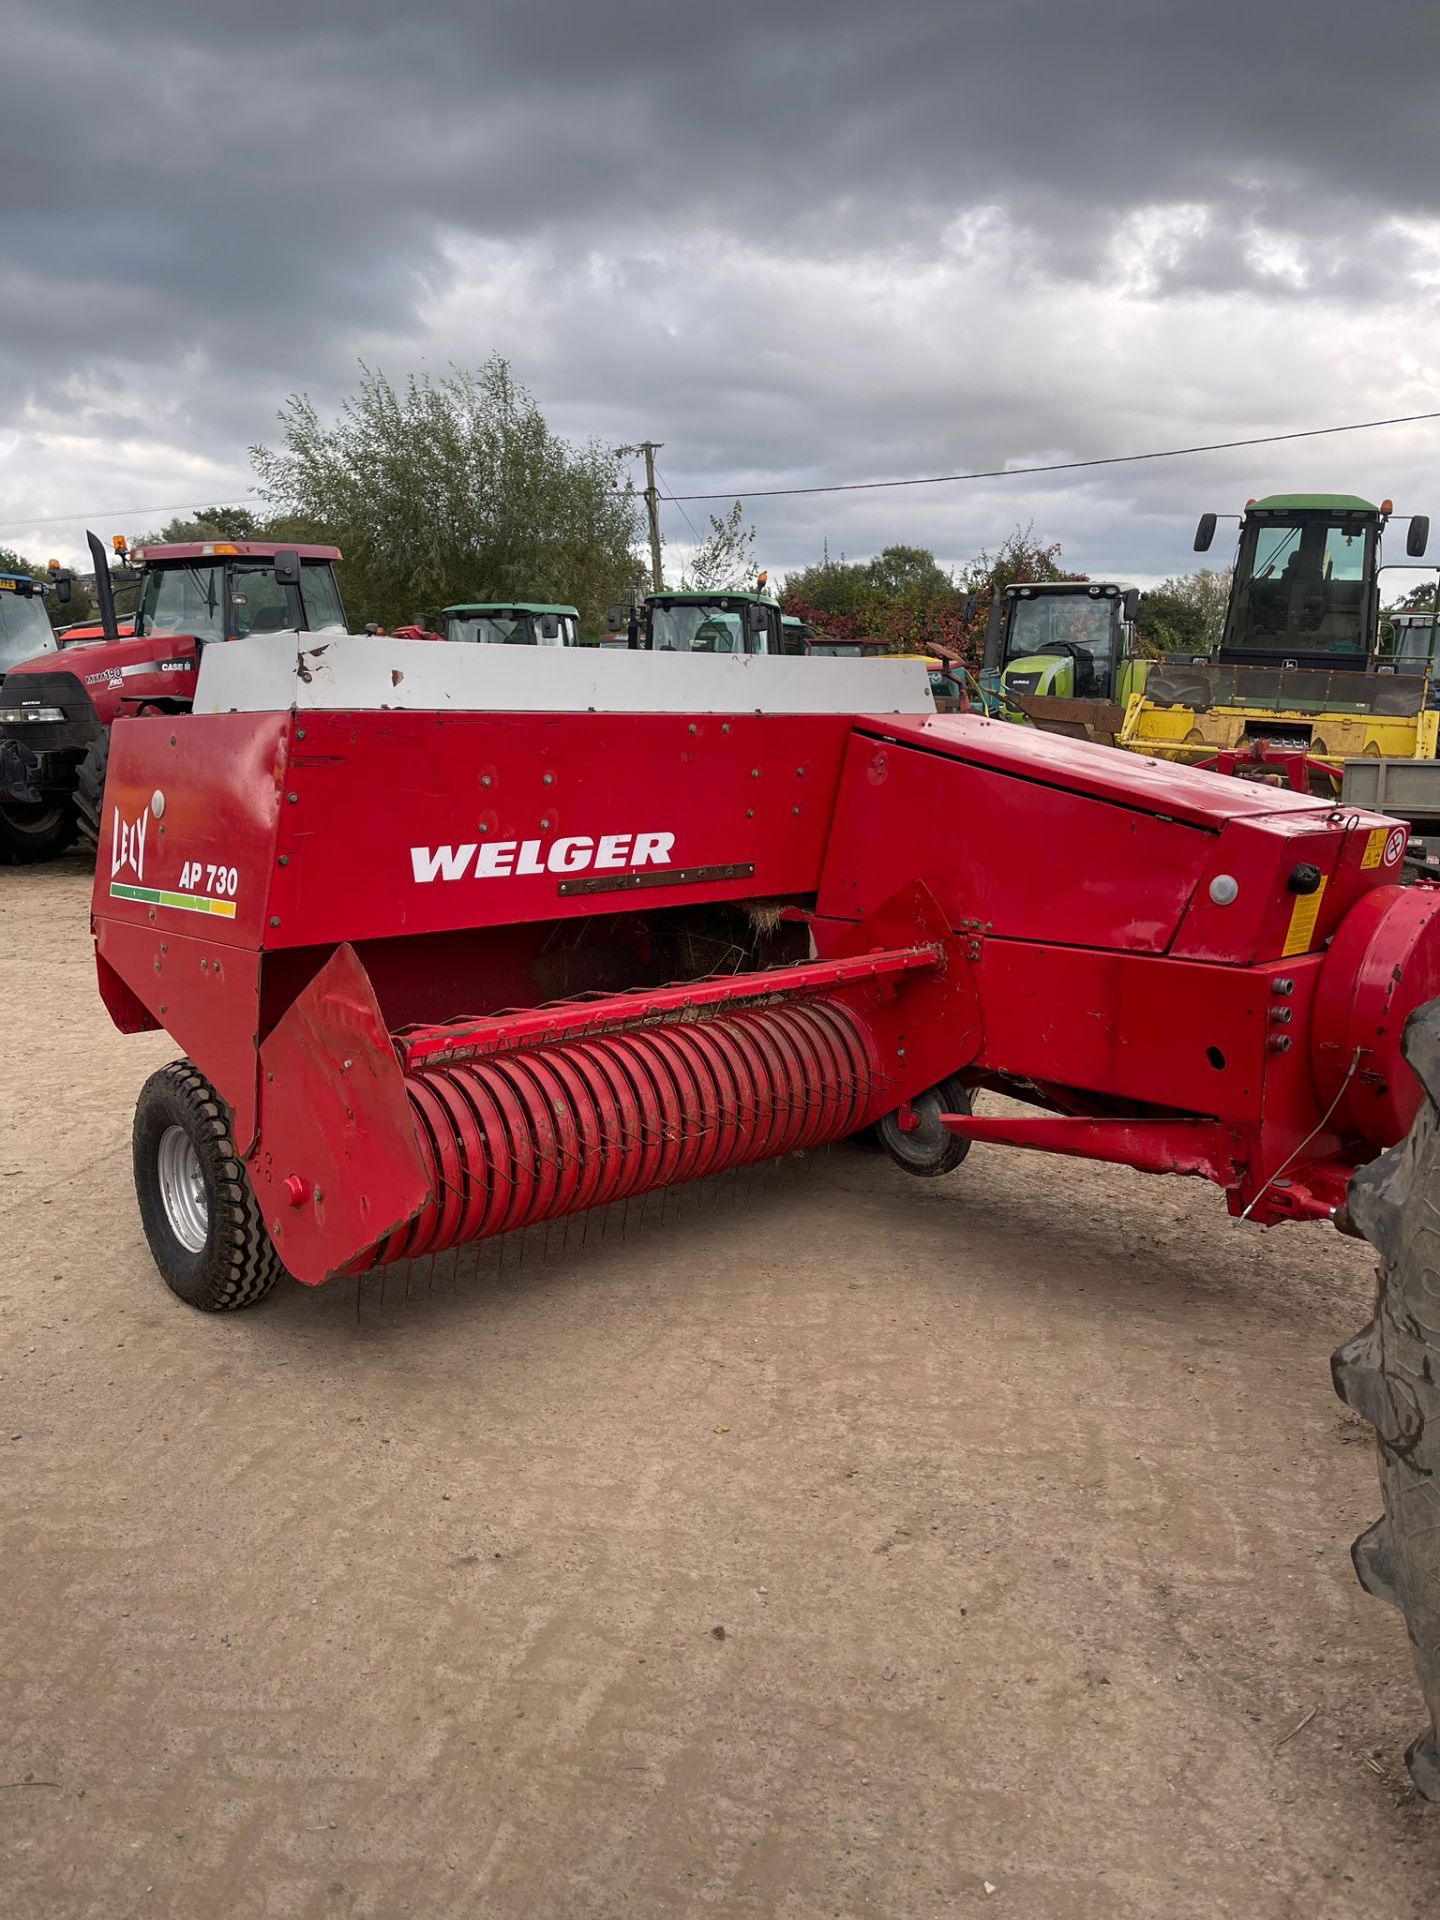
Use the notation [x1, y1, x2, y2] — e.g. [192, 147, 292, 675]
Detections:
[136, 565, 224, 642]
[229, 564, 294, 638]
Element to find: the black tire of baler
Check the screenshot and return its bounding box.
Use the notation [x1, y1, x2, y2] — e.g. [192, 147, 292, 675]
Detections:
[1333, 998, 1440, 1800]
[874, 1075, 974, 1178]
[74, 729, 110, 852]
[0, 799, 77, 865]
[133, 1060, 285, 1312]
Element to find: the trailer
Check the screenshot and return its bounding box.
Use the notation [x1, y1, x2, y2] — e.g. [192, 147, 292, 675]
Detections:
[91, 629, 1440, 1795]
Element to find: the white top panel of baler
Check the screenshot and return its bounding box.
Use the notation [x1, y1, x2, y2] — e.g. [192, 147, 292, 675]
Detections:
[192, 632, 937, 716]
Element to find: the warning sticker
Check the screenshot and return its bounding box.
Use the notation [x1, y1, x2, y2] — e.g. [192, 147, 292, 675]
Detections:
[1282, 874, 1328, 957]
[1363, 824, 1409, 869]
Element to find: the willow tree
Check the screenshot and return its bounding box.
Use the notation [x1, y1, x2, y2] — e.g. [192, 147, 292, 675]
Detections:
[251, 359, 642, 632]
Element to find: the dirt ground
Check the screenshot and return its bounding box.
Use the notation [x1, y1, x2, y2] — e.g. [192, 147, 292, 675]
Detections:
[3, 862, 1438, 1920]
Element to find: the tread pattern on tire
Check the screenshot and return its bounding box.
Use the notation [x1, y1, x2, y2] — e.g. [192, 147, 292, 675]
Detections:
[138, 1061, 284, 1311]
[1333, 999, 1440, 1800]
[74, 729, 110, 852]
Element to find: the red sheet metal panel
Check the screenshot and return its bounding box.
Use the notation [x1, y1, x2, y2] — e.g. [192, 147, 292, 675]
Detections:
[816, 726, 1218, 953]
[253, 944, 431, 1284]
[262, 710, 853, 947]
[94, 918, 265, 1152]
[859, 712, 1337, 828]
[92, 710, 289, 952]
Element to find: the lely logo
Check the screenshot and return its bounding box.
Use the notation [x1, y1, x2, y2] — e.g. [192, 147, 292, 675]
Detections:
[411, 829, 675, 883]
[111, 804, 148, 883]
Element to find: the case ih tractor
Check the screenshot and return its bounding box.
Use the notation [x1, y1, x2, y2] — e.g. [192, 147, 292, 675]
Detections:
[0, 530, 344, 863]
[0, 561, 73, 859]
[90, 632, 1440, 1795]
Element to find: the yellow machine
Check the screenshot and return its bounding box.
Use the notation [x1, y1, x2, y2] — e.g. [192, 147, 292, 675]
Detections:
[1119, 492, 1434, 788]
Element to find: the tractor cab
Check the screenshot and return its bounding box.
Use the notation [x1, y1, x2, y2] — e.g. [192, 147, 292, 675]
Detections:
[608, 590, 784, 655]
[1118, 494, 1434, 786]
[979, 581, 1145, 742]
[443, 603, 579, 647]
[127, 539, 347, 646]
[0, 533, 345, 865]
[1202, 494, 1408, 671]
[0, 570, 62, 674]
[1385, 609, 1440, 681]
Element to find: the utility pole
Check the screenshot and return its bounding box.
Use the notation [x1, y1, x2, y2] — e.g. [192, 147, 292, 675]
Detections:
[617, 441, 665, 592]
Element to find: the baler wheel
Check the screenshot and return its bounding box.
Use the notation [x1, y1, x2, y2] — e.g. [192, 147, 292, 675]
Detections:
[74, 729, 110, 852]
[874, 1076, 973, 1178]
[133, 1061, 284, 1312]
[1333, 999, 1440, 1799]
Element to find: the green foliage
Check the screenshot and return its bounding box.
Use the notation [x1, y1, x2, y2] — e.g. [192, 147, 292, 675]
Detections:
[136, 505, 266, 546]
[250, 359, 643, 631]
[784, 528, 1082, 664]
[0, 543, 94, 628]
[1390, 580, 1438, 614]
[1136, 567, 1231, 654]
[680, 500, 756, 592]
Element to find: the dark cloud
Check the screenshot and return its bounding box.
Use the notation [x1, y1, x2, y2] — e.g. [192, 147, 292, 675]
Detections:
[0, 0, 1436, 582]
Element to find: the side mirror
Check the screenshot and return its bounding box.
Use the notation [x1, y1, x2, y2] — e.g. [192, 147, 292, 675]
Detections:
[54, 570, 73, 606]
[1407, 516, 1430, 558]
[1122, 587, 1141, 623]
[1193, 513, 1217, 553]
[538, 614, 561, 641]
[745, 605, 771, 651]
[606, 603, 627, 633]
[273, 549, 302, 588]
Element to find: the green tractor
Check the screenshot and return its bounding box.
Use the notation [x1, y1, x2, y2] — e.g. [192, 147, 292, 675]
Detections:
[606, 587, 785, 654]
[443, 603, 580, 647]
[979, 580, 1146, 741]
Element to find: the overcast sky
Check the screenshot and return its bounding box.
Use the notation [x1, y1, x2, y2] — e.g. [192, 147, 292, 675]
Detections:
[2, 0, 1437, 587]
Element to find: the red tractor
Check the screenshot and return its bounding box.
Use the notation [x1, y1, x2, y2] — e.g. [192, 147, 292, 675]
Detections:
[0, 530, 345, 863]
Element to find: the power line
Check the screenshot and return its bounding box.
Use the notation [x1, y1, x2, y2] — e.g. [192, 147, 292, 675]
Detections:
[6, 405, 1436, 539]
[658, 410, 1440, 503]
[654, 465, 704, 548]
[0, 493, 257, 537]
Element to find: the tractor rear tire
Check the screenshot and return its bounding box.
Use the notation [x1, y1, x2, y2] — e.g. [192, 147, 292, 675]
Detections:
[874, 1077, 973, 1177]
[133, 1061, 285, 1312]
[1333, 998, 1440, 1800]
[74, 730, 110, 853]
[0, 799, 77, 865]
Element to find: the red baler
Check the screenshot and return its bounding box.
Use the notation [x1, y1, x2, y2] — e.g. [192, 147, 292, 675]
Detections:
[89, 634, 1440, 1297]
[88, 632, 1440, 1795]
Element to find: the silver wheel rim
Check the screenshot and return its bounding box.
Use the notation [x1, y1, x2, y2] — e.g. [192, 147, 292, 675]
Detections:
[158, 1124, 209, 1253]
